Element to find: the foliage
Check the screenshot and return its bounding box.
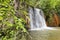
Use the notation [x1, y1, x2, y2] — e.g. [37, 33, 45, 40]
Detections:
[25, 0, 60, 14]
[0, 0, 27, 40]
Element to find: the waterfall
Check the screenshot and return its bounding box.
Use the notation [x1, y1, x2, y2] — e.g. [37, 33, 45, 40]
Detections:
[29, 7, 57, 30]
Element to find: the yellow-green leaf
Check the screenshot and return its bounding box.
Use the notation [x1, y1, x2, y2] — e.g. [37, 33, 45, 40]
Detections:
[0, 16, 3, 20]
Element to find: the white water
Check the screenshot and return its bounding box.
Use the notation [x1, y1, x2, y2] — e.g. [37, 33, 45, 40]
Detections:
[29, 7, 57, 30]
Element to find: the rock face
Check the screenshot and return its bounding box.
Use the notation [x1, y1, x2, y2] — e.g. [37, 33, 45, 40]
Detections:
[46, 13, 60, 27]
[28, 28, 60, 40]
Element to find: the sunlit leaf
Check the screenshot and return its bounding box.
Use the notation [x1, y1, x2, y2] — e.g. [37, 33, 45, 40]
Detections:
[0, 16, 3, 20]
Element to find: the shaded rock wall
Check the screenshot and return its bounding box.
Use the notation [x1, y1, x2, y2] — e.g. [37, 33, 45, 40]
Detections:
[46, 13, 60, 27]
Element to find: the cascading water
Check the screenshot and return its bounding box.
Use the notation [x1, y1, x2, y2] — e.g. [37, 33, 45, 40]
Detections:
[29, 7, 56, 30]
[28, 7, 60, 40]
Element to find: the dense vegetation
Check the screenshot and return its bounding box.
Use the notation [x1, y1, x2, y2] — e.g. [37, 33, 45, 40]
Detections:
[0, 0, 60, 40]
[0, 0, 27, 40]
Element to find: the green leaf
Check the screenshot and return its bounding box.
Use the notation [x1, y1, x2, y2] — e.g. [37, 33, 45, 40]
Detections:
[0, 16, 3, 20]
